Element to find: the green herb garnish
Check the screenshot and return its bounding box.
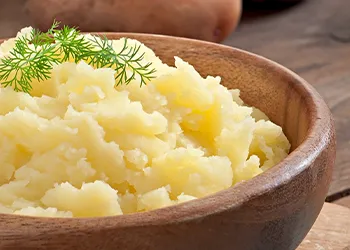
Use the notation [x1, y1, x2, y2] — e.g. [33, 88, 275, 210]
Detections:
[0, 21, 156, 93]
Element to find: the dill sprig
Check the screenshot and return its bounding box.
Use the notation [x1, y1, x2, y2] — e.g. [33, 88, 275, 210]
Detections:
[0, 35, 60, 92]
[0, 21, 156, 93]
[80, 36, 157, 86]
[55, 25, 95, 62]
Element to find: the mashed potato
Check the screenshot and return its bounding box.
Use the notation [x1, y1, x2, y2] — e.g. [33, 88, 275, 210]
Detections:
[0, 28, 290, 218]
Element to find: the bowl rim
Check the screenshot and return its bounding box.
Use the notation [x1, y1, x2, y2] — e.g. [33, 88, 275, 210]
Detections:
[0, 33, 334, 231]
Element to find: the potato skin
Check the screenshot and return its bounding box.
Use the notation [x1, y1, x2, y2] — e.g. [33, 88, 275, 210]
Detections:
[25, 0, 241, 43]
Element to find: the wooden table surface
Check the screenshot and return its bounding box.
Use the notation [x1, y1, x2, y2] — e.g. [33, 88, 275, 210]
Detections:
[298, 203, 350, 250]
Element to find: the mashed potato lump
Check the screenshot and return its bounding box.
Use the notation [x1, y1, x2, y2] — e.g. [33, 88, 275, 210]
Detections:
[0, 28, 290, 218]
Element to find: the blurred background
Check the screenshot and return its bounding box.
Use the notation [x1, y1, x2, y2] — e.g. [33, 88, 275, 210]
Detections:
[1, 0, 350, 209]
[1, 0, 305, 42]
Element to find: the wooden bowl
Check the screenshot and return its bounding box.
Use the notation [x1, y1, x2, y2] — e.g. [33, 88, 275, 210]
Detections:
[0, 34, 336, 250]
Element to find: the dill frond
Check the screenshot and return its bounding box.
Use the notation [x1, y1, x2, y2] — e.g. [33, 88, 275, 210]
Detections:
[0, 21, 156, 93]
[55, 25, 95, 63]
[0, 35, 60, 92]
[80, 36, 157, 86]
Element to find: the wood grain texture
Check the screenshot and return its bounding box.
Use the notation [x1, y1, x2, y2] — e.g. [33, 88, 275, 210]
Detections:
[225, 0, 350, 197]
[0, 33, 336, 250]
[334, 196, 350, 209]
[298, 203, 350, 250]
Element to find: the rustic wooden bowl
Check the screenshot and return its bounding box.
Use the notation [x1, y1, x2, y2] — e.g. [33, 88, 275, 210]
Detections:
[0, 34, 336, 250]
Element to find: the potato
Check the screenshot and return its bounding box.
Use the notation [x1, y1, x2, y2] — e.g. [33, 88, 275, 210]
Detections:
[14, 207, 73, 218]
[137, 187, 173, 211]
[128, 147, 233, 198]
[25, 0, 242, 42]
[41, 181, 123, 217]
[0, 29, 291, 217]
